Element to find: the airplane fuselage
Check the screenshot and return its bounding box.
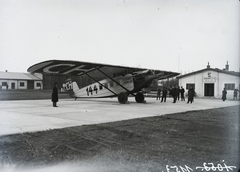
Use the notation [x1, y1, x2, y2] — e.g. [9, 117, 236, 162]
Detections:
[65, 72, 156, 99]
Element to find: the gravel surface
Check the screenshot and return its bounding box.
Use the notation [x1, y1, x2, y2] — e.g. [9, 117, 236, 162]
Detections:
[0, 105, 239, 172]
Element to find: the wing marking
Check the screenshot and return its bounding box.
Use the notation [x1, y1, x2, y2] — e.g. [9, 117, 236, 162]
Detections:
[28, 60, 180, 79]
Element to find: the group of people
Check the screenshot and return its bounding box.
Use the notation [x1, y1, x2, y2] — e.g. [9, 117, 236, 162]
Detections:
[222, 87, 239, 101]
[52, 82, 239, 107]
[156, 86, 194, 104]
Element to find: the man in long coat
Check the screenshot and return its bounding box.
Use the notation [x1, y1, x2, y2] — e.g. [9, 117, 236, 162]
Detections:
[161, 86, 168, 103]
[171, 86, 177, 103]
[177, 86, 180, 101]
[156, 87, 161, 100]
[52, 82, 58, 107]
[180, 86, 185, 101]
[233, 87, 238, 100]
[222, 88, 227, 101]
[187, 87, 194, 104]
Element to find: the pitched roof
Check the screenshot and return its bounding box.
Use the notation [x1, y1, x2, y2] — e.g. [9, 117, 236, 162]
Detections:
[0, 72, 42, 80]
[177, 68, 240, 79]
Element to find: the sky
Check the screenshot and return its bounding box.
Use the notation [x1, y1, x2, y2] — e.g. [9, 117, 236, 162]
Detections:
[0, 0, 239, 74]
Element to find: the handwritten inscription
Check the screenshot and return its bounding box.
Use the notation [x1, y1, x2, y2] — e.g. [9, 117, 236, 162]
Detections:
[196, 161, 236, 172]
[163, 161, 236, 172]
[165, 165, 193, 172]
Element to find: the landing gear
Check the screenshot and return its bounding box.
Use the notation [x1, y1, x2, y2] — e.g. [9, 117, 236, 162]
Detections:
[118, 92, 145, 104]
[118, 92, 128, 104]
[135, 92, 145, 103]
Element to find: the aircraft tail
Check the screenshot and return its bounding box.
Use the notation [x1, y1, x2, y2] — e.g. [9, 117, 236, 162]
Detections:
[61, 78, 79, 93]
[72, 82, 80, 93]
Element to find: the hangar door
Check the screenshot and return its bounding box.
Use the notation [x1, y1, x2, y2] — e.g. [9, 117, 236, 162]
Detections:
[204, 83, 214, 96]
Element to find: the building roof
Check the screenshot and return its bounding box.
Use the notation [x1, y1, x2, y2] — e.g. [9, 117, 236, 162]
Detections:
[0, 72, 42, 80]
[177, 68, 240, 79]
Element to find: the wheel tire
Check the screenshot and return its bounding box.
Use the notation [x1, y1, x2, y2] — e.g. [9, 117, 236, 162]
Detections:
[135, 92, 145, 103]
[118, 92, 128, 104]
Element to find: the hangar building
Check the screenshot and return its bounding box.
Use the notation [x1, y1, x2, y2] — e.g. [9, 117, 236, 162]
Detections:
[0, 71, 42, 90]
[178, 62, 240, 99]
[0, 71, 101, 91]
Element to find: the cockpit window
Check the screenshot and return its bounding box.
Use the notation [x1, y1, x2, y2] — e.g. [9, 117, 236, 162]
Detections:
[104, 83, 108, 88]
[109, 81, 114, 87]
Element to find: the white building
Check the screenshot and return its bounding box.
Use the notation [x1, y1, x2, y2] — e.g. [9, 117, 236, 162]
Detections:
[178, 62, 240, 99]
[0, 71, 43, 90]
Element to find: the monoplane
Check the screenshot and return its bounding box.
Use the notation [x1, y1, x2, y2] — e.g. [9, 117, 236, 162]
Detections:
[28, 60, 179, 104]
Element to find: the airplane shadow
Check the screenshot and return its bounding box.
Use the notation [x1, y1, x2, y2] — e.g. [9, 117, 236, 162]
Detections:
[63, 98, 156, 105]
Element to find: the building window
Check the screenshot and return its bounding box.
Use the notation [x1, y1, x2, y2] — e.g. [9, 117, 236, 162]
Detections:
[36, 83, 41, 87]
[20, 82, 25, 87]
[186, 83, 195, 90]
[99, 84, 103, 90]
[224, 83, 235, 90]
[2, 82, 7, 86]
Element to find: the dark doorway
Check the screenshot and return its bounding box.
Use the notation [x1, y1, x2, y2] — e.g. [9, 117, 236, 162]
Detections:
[27, 81, 34, 89]
[11, 83, 15, 89]
[204, 83, 214, 96]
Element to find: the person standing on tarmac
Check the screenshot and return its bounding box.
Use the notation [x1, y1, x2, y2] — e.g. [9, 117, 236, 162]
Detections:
[177, 86, 180, 101]
[156, 87, 161, 100]
[180, 86, 185, 101]
[233, 87, 238, 100]
[172, 86, 177, 103]
[187, 86, 194, 104]
[222, 88, 227, 101]
[52, 82, 59, 107]
[161, 86, 168, 103]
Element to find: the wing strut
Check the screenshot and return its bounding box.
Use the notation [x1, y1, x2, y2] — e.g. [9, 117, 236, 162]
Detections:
[95, 67, 135, 96]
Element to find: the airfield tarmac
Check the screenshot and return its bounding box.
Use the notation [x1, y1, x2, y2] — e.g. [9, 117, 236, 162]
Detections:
[0, 97, 239, 172]
[0, 97, 239, 136]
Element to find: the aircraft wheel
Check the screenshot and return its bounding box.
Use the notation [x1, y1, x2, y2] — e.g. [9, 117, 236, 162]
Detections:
[118, 92, 128, 104]
[135, 92, 145, 103]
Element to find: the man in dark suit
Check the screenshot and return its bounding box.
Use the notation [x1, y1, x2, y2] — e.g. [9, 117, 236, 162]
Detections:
[177, 86, 180, 101]
[222, 88, 227, 101]
[187, 87, 194, 104]
[172, 86, 177, 103]
[180, 86, 185, 101]
[52, 82, 58, 107]
[161, 86, 168, 103]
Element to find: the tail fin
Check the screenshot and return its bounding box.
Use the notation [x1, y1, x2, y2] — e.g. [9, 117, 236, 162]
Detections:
[61, 78, 75, 92]
[72, 82, 80, 92]
[61, 79, 79, 98]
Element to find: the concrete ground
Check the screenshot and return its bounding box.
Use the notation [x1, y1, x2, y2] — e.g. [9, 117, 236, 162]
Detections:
[0, 97, 239, 136]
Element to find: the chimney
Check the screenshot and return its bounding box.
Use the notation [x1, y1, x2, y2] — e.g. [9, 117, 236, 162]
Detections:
[207, 62, 210, 68]
[225, 61, 229, 71]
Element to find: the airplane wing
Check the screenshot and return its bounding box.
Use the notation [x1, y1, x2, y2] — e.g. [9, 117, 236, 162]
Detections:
[27, 60, 179, 79]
